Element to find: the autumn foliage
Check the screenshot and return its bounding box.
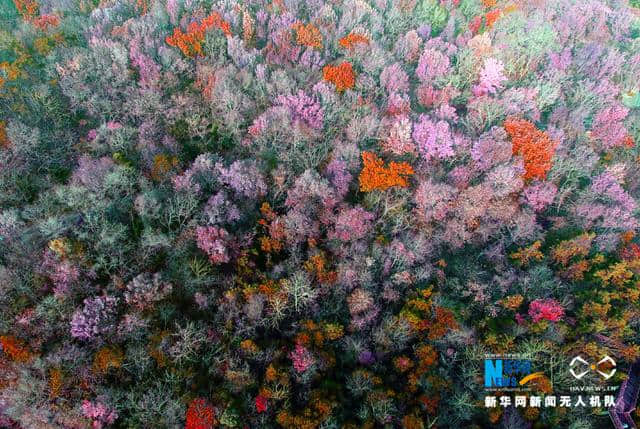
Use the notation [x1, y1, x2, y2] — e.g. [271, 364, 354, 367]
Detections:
[338, 33, 369, 49]
[322, 62, 356, 92]
[0, 335, 32, 362]
[166, 12, 231, 57]
[358, 151, 414, 192]
[48, 368, 63, 399]
[485, 8, 502, 28]
[293, 22, 323, 49]
[32, 14, 60, 30]
[93, 346, 124, 374]
[150, 153, 179, 181]
[185, 398, 216, 429]
[4, 0, 640, 427]
[504, 117, 556, 181]
[255, 394, 268, 413]
[12, 0, 38, 20]
[0, 121, 9, 149]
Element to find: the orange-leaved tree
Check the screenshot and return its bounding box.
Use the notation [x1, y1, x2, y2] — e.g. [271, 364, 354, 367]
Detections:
[338, 33, 369, 49]
[166, 12, 231, 57]
[322, 62, 356, 92]
[358, 151, 414, 192]
[504, 117, 556, 181]
[293, 22, 323, 49]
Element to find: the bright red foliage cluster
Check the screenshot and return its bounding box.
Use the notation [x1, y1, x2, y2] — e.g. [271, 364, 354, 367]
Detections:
[185, 398, 216, 429]
[528, 299, 564, 323]
[255, 394, 268, 413]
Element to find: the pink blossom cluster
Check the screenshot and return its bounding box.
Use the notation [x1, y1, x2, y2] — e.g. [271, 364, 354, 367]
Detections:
[523, 182, 558, 212]
[276, 90, 324, 130]
[412, 115, 455, 161]
[591, 105, 630, 149]
[472, 58, 507, 97]
[289, 343, 315, 373]
[41, 250, 80, 297]
[196, 226, 231, 264]
[328, 206, 374, 242]
[82, 400, 118, 429]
